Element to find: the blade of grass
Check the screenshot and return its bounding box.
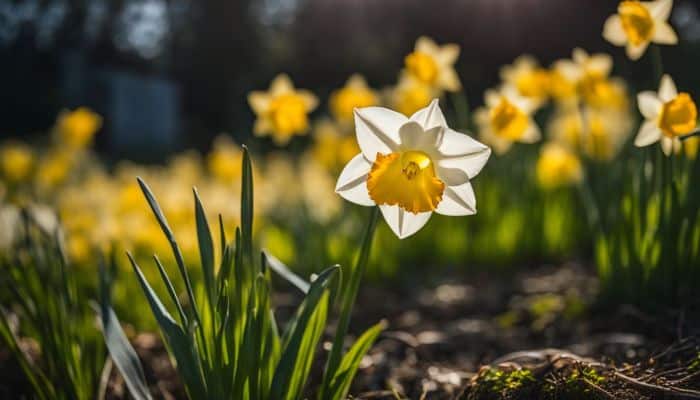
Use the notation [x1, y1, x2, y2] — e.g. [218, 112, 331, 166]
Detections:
[194, 188, 216, 313]
[264, 251, 310, 294]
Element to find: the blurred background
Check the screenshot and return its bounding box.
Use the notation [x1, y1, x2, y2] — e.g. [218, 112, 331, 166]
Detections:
[2, 0, 700, 162]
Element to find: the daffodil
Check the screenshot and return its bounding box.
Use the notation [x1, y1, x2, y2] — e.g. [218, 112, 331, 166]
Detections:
[55, 107, 102, 149]
[404, 36, 461, 93]
[248, 74, 319, 145]
[684, 136, 699, 159]
[548, 106, 632, 161]
[554, 49, 628, 110]
[635, 74, 697, 155]
[335, 100, 490, 239]
[500, 55, 550, 106]
[207, 135, 243, 182]
[536, 142, 583, 189]
[603, 0, 678, 60]
[311, 119, 360, 172]
[330, 75, 379, 124]
[389, 73, 437, 117]
[0, 142, 34, 182]
[474, 86, 541, 154]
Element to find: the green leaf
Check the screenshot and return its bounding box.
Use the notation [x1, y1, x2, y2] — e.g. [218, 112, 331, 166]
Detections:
[127, 253, 208, 398]
[241, 145, 254, 263]
[326, 320, 386, 400]
[264, 251, 310, 294]
[270, 266, 339, 400]
[194, 188, 216, 309]
[98, 260, 152, 400]
[137, 178, 201, 327]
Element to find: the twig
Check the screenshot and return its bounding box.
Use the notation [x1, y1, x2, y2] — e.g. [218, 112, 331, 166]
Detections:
[669, 370, 700, 386]
[615, 371, 700, 399]
[583, 377, 619, 400]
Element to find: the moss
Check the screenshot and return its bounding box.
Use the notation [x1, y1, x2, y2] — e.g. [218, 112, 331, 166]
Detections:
[543, 367, 607, 400]
[466, 367, 537, 400]
[689, 352, 700, 372]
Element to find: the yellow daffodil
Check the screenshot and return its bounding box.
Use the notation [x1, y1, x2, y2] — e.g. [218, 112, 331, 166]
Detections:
[207, 135, 243, 183]
[548, 106, 632, 162]
[684, 136, 699, 159]
[404, 36, 461, 93]
[500, 55, 550, 106]
[536, 142, 583, 189]
[36, 150, 73, 190]
[603, 0, 678, 60]
[474, 86, 541, 154]
[635, 74, 697, 155]
[553, 49, 628, 109]
[248, 74, 318, 145]
[55, 107, 102, 149]
[336, 100, 490, 238]
[300, 156, 342, 223]
[330, 75, 379, 124]
[311, 119, 359, 172]
[548, 65, 579, 104]
[0, 142, 34, 182]
[389, 73, 437, 117]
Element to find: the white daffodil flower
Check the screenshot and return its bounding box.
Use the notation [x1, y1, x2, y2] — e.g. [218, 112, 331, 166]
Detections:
[635, 74, 698, 155]
[474, 86, 541, 155]
[603, 0, 678, 61]
[335, 99, 491, 239]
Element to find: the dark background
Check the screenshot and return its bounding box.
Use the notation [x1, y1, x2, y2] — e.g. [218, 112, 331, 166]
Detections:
[1, 0, 699, 161]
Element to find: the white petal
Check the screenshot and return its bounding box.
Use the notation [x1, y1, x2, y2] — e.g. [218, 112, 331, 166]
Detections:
[436, 165, 469, 186]
[484, 90, 501, 108]
[379, 205, 432, 239]
[520, 120, 541, 143]
[648, 0, 673, 21]
[626, 42, 649, 60]
[637, 92, 662, 119]
[603, 15, 627, 46]
[589, 54, 613, 77]
[335, 153, 374, 206]
[658, 74, 678, 102]
[437, 43, 460, 65]
[399, 123, 442, 152]
[437, 129, 491, 179]
[437, 67, 462, 92]
[354, 107, 405, 162]
[653, 22, 678, 44]
[409, 99, 447, 129]
[635, 121, 662, 147]
[435, 182, 476, 216]
[660, 136, 679, 155]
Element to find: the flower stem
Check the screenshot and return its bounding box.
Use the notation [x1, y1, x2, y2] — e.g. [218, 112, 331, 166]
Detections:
[450, 91, 471, 131]
[321, 206, 379, 394]
[650, 45, 664, 86]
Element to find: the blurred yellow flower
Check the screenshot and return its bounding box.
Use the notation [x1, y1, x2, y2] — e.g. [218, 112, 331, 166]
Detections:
[311, 119, 359, 172]
[300, 156, 341, 223]
[548, 66, 578, 104]
[474, 86, 541, 154]
[536, 142, 583, 189]
[248, 74, 318, 145]
[66, 233, 92, 264]
[635, 74, 697, 155]
[500, 55, 550, 106]
[603, 0, 677, 60]
[548, 106, 632, 162]
[36, 150, 73, 189]
[207, 135, 243, 183]
[404, 36, 461, 92]
[55, 107, 102, 149]
[329, 74, 379, 124]
[389, 74, 436, 116]
[684, 136, 699, 159]
[553, 49, 628, 111]
[0, 142, 34, 182]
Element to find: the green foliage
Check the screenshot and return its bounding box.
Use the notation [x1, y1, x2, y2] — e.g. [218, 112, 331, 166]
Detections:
[0, 213, 107, 400]
[594, 149, 700, 307]
[466, 367, 537, 400]
[109, 146, 384, 399]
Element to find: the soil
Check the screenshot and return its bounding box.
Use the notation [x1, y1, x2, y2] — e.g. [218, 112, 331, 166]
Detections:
[5, 262, 700, 399]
